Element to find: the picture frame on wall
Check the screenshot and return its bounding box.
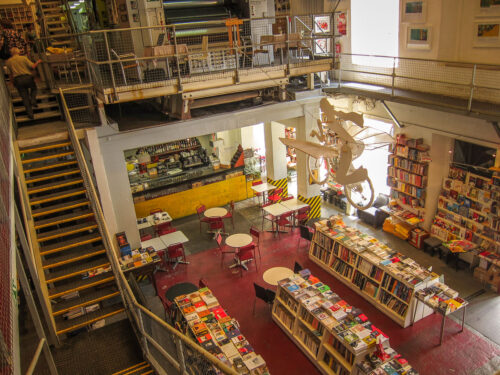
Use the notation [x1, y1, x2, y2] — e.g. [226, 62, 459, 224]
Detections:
[473, 21, 500, 47]
[401, 0, 427, 23]
[406, 25, 432, 49]
[476, 0, 500, 16]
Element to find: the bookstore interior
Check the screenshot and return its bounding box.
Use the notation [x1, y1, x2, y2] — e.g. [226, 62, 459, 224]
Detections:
[111, 119, 499, 375]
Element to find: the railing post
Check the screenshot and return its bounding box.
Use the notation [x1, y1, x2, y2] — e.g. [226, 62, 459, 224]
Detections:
[338, 54, 342, 88]
[173, 25, 183, 92]
[468, 64, 477, 112]
[135, 305, 150, 357]
[391, 57, 396, 97]
[103, 31, 118, 101]
[175, 338, 187, 375]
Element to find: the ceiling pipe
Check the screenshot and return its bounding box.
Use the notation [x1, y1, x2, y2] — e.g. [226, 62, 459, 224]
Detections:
[380, 100, 404, 128]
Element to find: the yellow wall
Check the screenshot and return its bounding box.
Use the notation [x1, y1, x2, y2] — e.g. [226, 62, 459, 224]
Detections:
[134, 175, 255, 219]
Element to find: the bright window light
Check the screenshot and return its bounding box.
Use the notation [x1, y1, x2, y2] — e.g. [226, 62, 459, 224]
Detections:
[351, 0, 399, 67]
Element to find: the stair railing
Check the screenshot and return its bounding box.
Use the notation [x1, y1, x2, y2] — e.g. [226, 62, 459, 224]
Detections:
[59, 87, 238, 375]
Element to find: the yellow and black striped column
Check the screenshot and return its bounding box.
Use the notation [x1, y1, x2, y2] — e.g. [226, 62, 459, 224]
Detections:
[298, 194, 322, 219]
[267, 177, 288, 197]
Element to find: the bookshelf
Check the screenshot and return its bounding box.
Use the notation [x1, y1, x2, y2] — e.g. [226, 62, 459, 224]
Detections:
[0, 6, 35, 34]
[387, 134, 429, 213]
[272, 271, 419, 375]
[431, 165, 500, 255]
[309, 216, 441, 327]
[175, 288, 269, 374]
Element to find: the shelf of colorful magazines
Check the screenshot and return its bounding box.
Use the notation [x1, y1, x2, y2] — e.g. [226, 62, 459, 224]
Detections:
[272, 269, 420, 375]
[308, 216, 462, 327]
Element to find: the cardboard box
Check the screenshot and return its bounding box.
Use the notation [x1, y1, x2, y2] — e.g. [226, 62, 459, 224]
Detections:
[474, 267, 488, 282]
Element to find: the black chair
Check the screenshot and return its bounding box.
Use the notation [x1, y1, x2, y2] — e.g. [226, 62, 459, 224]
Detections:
[356, 194, 390, 228]
[297, 225, 314, 250]
[253, 283, 275, 315]
[294, 261, 303, 274]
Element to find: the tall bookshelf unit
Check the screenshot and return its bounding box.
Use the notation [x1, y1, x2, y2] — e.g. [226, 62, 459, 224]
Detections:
[0, 5, 35, 34]
[431, 165, 500, 254]
[272, 273, 419, 375]
[387, 134, 430, 214]
[309, 219, 438, 328]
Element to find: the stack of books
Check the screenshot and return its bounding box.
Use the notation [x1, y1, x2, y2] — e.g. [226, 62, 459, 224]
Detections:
[356, 346, 418, 375]
[415, 283, 465, 314]
[120, 246, 161, 270]
[175, 288, 269, 375]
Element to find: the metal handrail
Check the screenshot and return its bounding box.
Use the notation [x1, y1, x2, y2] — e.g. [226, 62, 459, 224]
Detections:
[58, 87, 239, 375]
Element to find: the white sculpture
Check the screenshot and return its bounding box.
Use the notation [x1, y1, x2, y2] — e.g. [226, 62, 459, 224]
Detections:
[280, 97, 394, 210]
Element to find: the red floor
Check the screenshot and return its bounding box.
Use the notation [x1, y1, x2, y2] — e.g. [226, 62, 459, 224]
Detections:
[154, 228, 500, 375]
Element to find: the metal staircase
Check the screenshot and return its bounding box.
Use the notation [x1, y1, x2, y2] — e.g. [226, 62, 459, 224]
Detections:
[12, 91, 62, 124]
[16, 138, 124, 338]
[39, 0, 73, 48]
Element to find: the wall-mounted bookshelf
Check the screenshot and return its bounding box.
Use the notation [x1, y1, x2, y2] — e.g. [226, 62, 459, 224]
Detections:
[387, 134, 430, 213]
[431, 165, 500, 254]
[309, 217, 447, 327]
[272, 271, 419, 375]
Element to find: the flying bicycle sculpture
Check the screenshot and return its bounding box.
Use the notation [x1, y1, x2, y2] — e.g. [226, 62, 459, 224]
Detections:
[280, 98, 394, 210]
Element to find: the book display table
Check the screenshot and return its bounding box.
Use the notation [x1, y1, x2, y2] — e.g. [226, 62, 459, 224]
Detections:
[411, 282, 468, 346]
[121, 246, 161, 280]
[175, 287, 269, 374]
[272, 269, 419, 375]
[309, 216, 459, 327]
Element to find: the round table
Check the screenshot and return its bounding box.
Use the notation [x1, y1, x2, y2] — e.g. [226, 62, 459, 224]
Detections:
[165, 282, 198, 302]
[225, 233, 252, 248]
[263, 267, 294, 286]
[204, 207, 228, 218]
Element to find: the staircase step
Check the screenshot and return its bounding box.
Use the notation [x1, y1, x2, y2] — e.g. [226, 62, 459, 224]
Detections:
[22, 150, 73, 165]
[14, 102, 60, 113]
[12, 94, 53, 103]
[55, 304, 125, 335]
[26, 168, 80, 184]
[112, 362, 147, 375]
[113, 363, 153, 375]
[51, 40, 73, 47]
[48, 271, 115, 299]
[52, 284, 119, 317]
[24, 159, 77, 174]
[32, 198, 89, 218]
[45, 13, 66, 18]
[47, 20, 67, 25]
[37, 222, 98, 242]
[20, 141, 71, 155]
[28, 177, 83, 194]
[29, 187, 86, 206]
[42, 245, 105, 269]
[41, 0, 63, 5]
[46, 257, 110, 283]
[40, 232, 102, 256]
[16, 110, 62, 123]
[35, 209, 93, 230]
[49, 26, 71, 32]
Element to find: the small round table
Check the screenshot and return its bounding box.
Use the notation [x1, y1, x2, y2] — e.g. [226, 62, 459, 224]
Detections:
[226, 233, 253, 271]
[204, 207, 228, 218]
[226, 233, 252, 248]
[165, 282, 198, 302]
[263, 267, 294, 286]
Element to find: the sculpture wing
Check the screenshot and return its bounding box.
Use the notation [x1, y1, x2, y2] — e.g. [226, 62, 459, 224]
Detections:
[279, 138, 338, 159]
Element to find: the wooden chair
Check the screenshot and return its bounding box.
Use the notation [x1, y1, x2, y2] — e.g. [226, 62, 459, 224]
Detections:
[235, 244, 257, 277]
[110, 49, 142, 85]
[253, 283, 275, 315]
[295, 206, 310, 225]
[215, 232, 235, 267]
[249, 226, 262, 260]
[223, 200, 235, 229]
[167, 243, 189, 269]
[196, 204, 210, 232]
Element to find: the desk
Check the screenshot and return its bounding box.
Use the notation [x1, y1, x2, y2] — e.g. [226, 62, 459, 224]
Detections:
[412, 294, 468, 345]
[263, 203, 292, 236]
[165, 282, 198, 303]
[226, 233, 253, 271]
[263, 267, 294, 286]
[280, 198, 308, 211]
[140, 237, 166, 251]
[160, 231, 189, 248]
[251, 182, 276, 203]
[442, 240, 477, 271]
[204, 207, 228, 218]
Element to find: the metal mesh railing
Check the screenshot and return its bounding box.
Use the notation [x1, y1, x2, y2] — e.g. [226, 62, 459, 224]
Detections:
[337, 53, 500, 110]
[35, 14, 334, 99]
[59, 86, 238, 375]
[0, 58, 14, 375]
[59, 85, 101, 126]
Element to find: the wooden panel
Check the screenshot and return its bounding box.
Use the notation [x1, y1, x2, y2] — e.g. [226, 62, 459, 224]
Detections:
[134, 175, 251, 219]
